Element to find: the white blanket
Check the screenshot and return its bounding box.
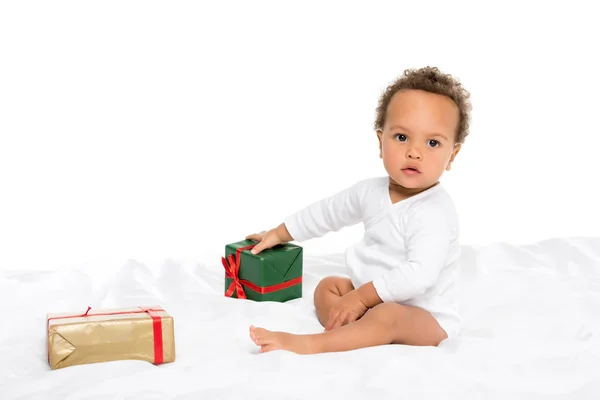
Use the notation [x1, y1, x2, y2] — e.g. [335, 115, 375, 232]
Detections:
[2, 237, 600, 399]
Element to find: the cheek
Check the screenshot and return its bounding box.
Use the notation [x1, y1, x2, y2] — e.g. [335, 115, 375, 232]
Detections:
[434, 151, 452, 166]
[382, 145, 401, 162]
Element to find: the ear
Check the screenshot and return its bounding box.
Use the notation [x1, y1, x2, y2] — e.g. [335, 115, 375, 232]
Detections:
[446, 143, 461, 171]
[376, 130, 383, 159]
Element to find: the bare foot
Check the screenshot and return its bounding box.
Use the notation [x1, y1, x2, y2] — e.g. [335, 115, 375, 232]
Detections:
[249, 325, 315, 354]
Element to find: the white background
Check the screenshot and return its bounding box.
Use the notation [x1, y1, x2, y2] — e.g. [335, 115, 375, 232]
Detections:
[1, 1, 598, 272]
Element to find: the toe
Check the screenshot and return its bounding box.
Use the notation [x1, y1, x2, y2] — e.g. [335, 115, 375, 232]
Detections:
[249, 325, 259, 344]
[254, 329, 271, 345]
[254, 327, 267, 336]
[260, 344, 276, 353]
[254, 335, 267, 345]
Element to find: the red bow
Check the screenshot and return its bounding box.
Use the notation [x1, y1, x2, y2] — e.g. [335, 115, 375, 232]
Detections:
[221, 244, 256, 299]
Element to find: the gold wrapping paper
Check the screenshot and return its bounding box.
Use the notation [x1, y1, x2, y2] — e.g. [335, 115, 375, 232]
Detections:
[46, 306, 175, 370]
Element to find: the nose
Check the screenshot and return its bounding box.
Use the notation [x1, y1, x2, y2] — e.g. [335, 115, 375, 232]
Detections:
[406, 145, 422, 160]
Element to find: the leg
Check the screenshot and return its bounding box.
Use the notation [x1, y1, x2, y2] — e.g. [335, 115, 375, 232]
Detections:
[249, 303, 448, 354]
[313, 276, 354, 327]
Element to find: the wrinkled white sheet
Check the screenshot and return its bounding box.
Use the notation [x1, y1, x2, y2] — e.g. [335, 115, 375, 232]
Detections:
[2, 237, 600, 399]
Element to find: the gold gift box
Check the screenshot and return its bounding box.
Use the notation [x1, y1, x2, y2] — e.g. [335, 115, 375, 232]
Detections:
[46, 306, 175, 370]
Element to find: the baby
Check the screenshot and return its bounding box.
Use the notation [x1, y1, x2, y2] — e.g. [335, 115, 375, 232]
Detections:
[246, 66, 472, 354]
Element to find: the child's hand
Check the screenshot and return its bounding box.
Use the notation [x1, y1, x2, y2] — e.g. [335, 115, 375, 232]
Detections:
[325, 290, 368, 331]
[246, 223, 294, 255]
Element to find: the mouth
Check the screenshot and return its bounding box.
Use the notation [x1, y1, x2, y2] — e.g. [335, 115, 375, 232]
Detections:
[402, 166, 421, 174]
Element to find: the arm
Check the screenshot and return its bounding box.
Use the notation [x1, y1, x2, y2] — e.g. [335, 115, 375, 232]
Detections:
[283, 180, 366, 243]
[324, 201, 457, 331]
[248, 180, 367, 254]
[371, 202, 457, 303]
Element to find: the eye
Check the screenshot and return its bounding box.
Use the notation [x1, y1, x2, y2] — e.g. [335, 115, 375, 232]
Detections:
[427, 139, 440, 148]
[394, 134, 407, 142]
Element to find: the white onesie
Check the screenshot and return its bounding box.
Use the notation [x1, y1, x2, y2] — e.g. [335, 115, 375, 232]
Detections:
[284, 176, 461, 338]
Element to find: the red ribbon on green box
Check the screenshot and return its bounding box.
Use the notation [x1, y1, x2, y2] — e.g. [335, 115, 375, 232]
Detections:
[221, 244, 302, 299]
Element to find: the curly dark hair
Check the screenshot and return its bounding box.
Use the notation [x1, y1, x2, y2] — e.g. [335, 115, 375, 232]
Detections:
[374, 66, 472, 144]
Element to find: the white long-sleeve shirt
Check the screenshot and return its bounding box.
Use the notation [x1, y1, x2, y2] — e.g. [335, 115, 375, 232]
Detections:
[284, 176, 461, 338]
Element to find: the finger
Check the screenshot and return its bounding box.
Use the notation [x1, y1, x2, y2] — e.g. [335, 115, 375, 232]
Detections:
[341, 314, 352, 328]
[330, 316, 342, 331]
[245, 233, 263, 241]
[325, 311, 337, 332]
[327, 311, 344, 332]
[346, 313, 358, 326]
[250, 241, 266, 254]
[324, 317, 332, 332]
[332, 312, 349, 331]
[252, 234, 279, 255]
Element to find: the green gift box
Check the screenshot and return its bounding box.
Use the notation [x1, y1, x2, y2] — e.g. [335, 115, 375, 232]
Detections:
[222, 239, 303, 302]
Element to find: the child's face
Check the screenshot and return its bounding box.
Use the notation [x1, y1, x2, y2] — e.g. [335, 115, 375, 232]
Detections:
[377, 89, 461, 191]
